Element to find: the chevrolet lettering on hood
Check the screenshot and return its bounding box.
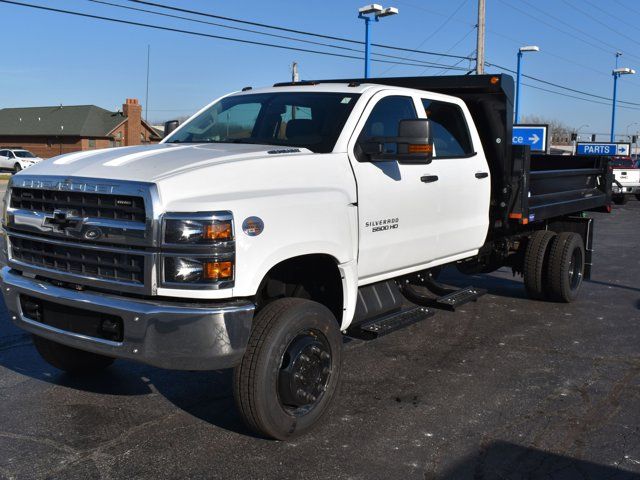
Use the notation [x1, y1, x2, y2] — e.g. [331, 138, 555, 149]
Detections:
[16, 178, 118, 194]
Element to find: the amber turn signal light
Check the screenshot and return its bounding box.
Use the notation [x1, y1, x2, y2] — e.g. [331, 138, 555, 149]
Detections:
[204, 222, 232, 241]
[204, 261, 233, 281]
[408, 144, 433, 154]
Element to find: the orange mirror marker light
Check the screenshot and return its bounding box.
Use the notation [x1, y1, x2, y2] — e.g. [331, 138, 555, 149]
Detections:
[408, 144, 433, 154]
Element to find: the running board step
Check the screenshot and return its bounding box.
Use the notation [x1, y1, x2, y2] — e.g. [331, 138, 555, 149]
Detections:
[347, 306, 434, 340]
[434, 286, 486, 311]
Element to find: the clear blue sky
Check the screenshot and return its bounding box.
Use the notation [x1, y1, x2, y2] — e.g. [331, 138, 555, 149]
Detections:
[2, 0, 640, 136]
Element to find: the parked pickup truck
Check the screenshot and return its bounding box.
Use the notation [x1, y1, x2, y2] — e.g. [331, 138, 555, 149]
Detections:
[0, 75, 611, 439]
[611, 156, 640, 204]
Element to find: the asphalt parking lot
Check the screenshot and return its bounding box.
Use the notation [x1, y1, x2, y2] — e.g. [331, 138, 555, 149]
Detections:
[0, 190, 639, 479]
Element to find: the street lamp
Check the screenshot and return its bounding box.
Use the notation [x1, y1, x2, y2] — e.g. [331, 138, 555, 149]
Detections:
[358, 4, 398, 78]
[611, 67, 635, 142]
[514, 45, 540, 124]
[577, 123, 589, 139]
[626, 122, 638, 138]
[571, 124, 590, 154]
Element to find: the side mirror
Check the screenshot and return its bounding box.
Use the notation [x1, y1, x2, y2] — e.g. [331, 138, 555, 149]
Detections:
[359, 118, 433, 164]
[163, 120, 180, 138]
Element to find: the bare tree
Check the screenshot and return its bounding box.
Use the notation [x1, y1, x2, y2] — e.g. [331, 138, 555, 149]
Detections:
[521, 115, 575, 145]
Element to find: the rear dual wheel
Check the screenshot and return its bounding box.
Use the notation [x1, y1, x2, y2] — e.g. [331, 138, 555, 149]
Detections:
[523, 230, 585, 303]
[546, 232, 585, 303]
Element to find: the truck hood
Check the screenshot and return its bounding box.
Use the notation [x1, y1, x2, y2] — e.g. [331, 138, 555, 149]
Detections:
[20, 143, 313, 183]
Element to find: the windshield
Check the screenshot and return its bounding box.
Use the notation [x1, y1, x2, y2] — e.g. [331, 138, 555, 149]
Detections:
[165, 92, 361, 153]
[14, 151, 35, 158]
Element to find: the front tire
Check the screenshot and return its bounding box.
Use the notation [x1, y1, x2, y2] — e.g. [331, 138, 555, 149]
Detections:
[13, 163, 22, 174]
[546, 232, 585, 303]
[233, 298, 342, 440]
[32, 335, 115, 374]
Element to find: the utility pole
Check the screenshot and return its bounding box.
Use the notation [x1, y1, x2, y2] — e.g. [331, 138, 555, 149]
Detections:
[476, 0, 485, 74]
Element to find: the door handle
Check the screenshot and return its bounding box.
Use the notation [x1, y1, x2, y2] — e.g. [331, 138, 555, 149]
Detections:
[421, 175, 439, 183]
[475, 172, 489, 179]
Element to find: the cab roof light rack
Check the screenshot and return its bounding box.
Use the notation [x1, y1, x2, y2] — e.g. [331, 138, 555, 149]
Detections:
[272, 80, 320, 87]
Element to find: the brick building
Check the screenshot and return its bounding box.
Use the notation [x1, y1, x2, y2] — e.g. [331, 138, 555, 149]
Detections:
[0, 98, 161, 158]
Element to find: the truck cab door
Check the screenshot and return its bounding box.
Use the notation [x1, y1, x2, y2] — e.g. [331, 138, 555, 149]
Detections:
[418, 97, 491, 257]
[348, 92, 445, 283]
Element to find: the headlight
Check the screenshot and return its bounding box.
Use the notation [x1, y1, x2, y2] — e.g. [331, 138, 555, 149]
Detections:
[163, 256, 233, 284]
[160, 211, 235, 289]
[162, 212, 233, 245]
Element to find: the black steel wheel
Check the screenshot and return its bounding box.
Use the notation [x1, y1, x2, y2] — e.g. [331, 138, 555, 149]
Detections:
[546, 232, 585, 303]
[32, 335, 115, 374]
[523, 230, 556, 300]
[278, 329, 332, 415]
[233, 298, 342, 440]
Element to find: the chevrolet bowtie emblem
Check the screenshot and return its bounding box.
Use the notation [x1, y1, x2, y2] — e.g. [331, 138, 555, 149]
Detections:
[43, 209, 84, 233]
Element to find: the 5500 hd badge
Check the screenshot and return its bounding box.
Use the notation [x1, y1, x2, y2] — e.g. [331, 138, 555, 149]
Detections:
[365, 218, 399, 233]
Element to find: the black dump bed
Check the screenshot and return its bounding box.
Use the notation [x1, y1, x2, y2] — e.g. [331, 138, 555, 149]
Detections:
[311, 74, 611, 229]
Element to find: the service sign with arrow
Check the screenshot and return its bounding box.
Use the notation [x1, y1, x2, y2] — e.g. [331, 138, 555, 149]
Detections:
[512, 124, 549, 153]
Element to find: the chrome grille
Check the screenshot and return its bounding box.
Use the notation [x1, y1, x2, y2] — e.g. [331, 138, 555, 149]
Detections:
[10, 235, 145, 285]
[10, 187, 146, 223]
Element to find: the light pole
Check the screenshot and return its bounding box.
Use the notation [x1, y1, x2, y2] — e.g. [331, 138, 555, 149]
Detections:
[358, 4, 398, 78]
[625, 122, 638, 138]
[627, 122, 638, 156]
[573, 124, 589, 154]
[610, 67, 636, 142]
[576, 123, 590, 139]
[514, 45, 540, 124]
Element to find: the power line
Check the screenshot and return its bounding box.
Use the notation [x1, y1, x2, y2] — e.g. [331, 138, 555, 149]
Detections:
[563, 0, 640, 49]
[0, 0, 469, 70]
[126, 0, 474, 61]
[380, 0, 469, 75]
[612, 0, 640, 17]
[398, 0, 640, 86]
[521, 81, 640, 112]
[486, 61, 640, 107]
[582, 0, 637, 32]
[89, 0, 457, 68]
[498, 0, 616, 57]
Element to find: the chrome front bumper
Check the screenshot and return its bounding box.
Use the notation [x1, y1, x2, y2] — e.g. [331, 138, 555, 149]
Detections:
[0, 267, 254, 370]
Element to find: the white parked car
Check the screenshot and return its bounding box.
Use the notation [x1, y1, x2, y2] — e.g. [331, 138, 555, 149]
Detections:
[611, 156, 640, 204]
[0, 149, 44, 173]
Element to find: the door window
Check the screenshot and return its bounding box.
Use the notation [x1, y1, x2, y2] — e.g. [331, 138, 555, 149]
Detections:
[358, 96, 417, 155]
[421, 99, 473, 158]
